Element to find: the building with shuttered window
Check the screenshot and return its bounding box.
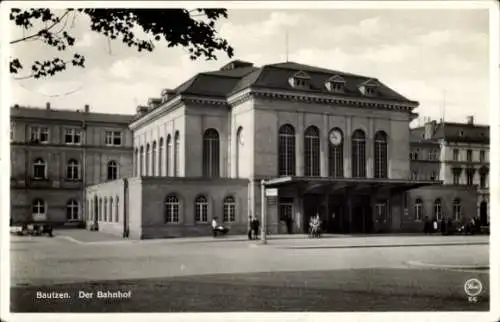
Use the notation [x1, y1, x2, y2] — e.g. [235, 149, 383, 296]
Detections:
[83, 60, 482, 239]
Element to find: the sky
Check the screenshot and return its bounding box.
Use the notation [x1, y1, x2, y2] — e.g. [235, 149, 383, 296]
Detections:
[7, 5, 492, 127]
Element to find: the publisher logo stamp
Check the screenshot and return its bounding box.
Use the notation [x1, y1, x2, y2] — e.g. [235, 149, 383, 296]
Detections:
[464, 278, 483, 303]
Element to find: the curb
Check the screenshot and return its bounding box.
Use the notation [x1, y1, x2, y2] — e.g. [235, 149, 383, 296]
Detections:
[406, 260, 489, 271]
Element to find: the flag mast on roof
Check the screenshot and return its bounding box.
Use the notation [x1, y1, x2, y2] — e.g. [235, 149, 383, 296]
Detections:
[285, 29, 289, 62]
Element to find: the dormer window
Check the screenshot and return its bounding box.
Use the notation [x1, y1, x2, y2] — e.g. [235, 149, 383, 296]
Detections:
[288, 71, 311, 89]
[359, 79, 379, 97]
[161, 88, 175, 103]
[459, 131, 464, 137]
[325, 75, 346, 93]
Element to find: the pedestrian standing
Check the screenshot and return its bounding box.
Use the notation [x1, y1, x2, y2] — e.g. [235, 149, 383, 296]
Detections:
[212, 217, 218, 238]
[248, 215, 253, 240]
[252, 216, 260, 240]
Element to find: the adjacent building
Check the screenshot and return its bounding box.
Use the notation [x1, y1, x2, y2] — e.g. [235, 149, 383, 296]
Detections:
[10, 103, 134, 225]
[408, 117, 490, 227]
[85, 60, 452, 239]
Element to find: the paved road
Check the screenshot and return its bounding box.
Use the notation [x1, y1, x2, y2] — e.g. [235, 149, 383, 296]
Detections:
[10, 234, 490, 312]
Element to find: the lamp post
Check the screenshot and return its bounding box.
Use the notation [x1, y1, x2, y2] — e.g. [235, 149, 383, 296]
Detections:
[260, 179, 267, 244]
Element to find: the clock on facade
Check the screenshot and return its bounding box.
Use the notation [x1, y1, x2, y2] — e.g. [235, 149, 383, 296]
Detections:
[329, 130, 342, 145]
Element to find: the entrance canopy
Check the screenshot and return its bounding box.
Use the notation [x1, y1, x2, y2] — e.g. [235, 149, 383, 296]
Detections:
[264, 176, 442, 195]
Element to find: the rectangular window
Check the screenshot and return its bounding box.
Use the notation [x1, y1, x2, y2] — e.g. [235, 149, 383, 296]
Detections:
[480, 173, 486, 189]
[466, 168, 474, 186]
[479, 150, 485, 162]
[10, 123, 14, 141]
[466, 149, 472, 162]
[452, 149, 459, 161]
[105, 131, 122, 146]
[30, 127, 49, 143]
[65, 129, 82, 145]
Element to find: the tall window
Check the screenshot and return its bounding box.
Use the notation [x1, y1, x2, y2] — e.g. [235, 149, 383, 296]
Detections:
[66, 159, 80, 180]
[304, 126, 320, 177]
[115, 197, 119, 222]
[145, 143, 150, 176]
[30, 126, 49, 143]
[32, 199, 46, 220]
[33, 158, 47, 179]
[414, 198, 423, 221]
[434, 199, 442, 221]
[158, 138, 164, 176]
[328, 128, 343, 177]
[466, 149, 473, 162]
[466, 168, 475, 186]
[479, 150, 485, 162]
[452, 149, 459, 161]
[164, 195, 179, 223]
[411, 171, 418, 180]
[352, 130, 366, 178]
[223, 196, 236, 222]
[67, 199, 79, 221]
[374, 131, 388, 178]
[134, 148, 138, 176]
[195, 196, 208, 223]
[236, 127, 244, 177]
[140, 146, 144, 176]
[278, 124, 296, 176]
[104, 198, 108, 222]
[109, 198, 114, 223]
[152, 141, 157, 176]
[166, 135, 172, 176]
[107, 161, 118, 180]
[65, 128, 82, 145]
[452, 168, 461, 185]
[479, 167, 488, 188]
[105, 131, 122, 146]
[174, 131, 180, 176]
[203, 129, 220, 177]
[453, 199, 461, 221]
[11, 122, 14, 141]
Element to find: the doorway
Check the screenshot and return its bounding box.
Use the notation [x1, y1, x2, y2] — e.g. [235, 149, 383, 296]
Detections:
[480, 201, 488, 225]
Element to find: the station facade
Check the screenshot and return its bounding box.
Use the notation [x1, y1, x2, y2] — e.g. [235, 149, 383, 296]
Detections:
[83, 60, 479, 239]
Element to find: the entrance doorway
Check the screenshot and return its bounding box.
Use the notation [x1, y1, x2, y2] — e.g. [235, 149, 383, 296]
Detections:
[279, 197, 294, 234]
[480, 201, 488, 225]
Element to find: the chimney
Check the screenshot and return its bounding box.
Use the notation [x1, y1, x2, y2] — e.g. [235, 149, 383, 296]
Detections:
[466, 115, 474, 125]
[424, 117, 436, 140]
[46, 102, 51, 110]
[84, 104, 90, 113]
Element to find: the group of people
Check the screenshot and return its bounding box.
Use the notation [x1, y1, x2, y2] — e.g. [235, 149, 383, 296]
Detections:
[423, 215, 484, 235]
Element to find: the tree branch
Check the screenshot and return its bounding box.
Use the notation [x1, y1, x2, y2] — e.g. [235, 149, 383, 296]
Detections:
[10, 10, 72, 45]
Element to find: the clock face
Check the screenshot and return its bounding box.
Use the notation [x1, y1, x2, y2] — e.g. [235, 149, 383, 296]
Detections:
[329, 130, 342, 145]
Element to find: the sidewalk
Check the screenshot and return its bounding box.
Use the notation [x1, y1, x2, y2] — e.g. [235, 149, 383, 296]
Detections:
[53, 229, 490, 248]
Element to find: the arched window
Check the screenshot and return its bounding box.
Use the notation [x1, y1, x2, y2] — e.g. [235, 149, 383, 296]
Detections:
[33, 158, 47, 179]
[203, 129, 220, 177]
[374, 131, 388, 178]
[328, 128, 343, 177]
[107, 161, 118, 180]
[174, 131, 180, 176]
[164, 195, 180, 223]
[223, 196, 236, 223]
[146, 143, 151, 176]
[304, 126, 320, 177]
[152, 141, 157, 176]
[434, 198, 442, 221]
[236, 127, 244, 178]
[166, 135, 172, 176]
[66, 159, 80, 180]
[195, 195, 208, 223]
[134, 148, 139, 176]
[104, 198, 108, 222]
[453, 198, 461, 221]
[115, 196, 119, 222]
[67, 199, 79, 221]
[109, 198, 114, 222]
[414, 198, 423, 221]
[352, 130, 366, 178]
[278, 124, 296, 176]
[140, 146, 144, 176]
[158, 138, 164, 176]
[32, 199, 46, 220]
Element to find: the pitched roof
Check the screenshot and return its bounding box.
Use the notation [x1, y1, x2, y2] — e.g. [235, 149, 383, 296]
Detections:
[410, 121, 489, 144]
[158, 59, 417, 105]
[11, 106, 134, 124]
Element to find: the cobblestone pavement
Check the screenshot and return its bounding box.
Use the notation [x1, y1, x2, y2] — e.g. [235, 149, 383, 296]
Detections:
[9, 234, 490, 312]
